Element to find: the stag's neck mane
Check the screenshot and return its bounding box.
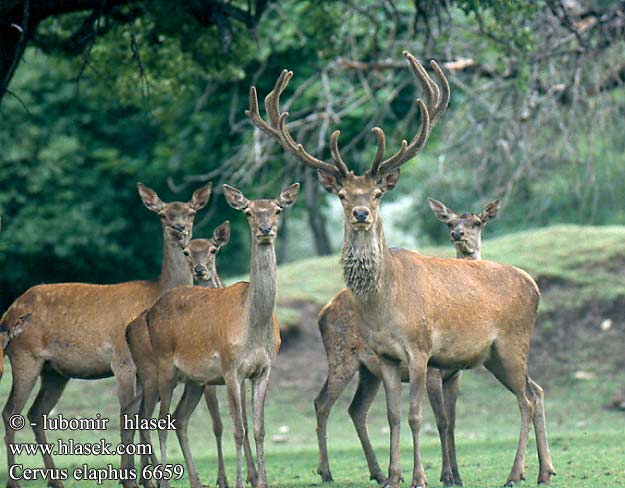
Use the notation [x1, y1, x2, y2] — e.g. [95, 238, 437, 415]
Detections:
[157, 230, 193, 293]
[341, 217, 392, 301]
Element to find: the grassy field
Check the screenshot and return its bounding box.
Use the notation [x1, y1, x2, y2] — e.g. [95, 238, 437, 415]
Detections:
[1, 225, 624, 487]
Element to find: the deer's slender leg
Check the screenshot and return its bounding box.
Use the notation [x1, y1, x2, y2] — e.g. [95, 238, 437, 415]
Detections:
[137, 374, 159, 488]
[27, 369, 69, 488]
[379, 357, 403, 488]
[174, 381, 204, 488]
[113, 353, 139, 487]
[251, 368, 271, 488]
[426, 369, 453, 487]
[314, 363, 359, 482]
[240, 381, 258, 486]
[156, 364, 177, 488]
[527, 378, 555, 485]
[3, 356, 43, 488]
[408, 355, 428, 488]
[226, 374, 246, 488]
[484, 351, 533, 487]
[348, 366, 385, 484]
[204, 386, 228, 488]
[442, 370, 463, 486]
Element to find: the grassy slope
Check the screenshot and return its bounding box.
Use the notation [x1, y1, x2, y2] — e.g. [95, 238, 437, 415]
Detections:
[1, 225, 625, 487]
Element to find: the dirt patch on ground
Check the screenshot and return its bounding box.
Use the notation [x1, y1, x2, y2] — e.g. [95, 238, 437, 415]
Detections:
[271, 293, 625, 393]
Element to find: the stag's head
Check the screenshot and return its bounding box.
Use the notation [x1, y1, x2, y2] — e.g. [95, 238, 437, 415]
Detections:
[137, 182, 212, 247]
[183, 221, 230, 283]
[428, 198, 501, 258]
[223, 184, 299, 245]
[246, 51, 449, 235]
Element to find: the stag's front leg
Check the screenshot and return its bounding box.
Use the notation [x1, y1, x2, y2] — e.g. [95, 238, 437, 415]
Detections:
[379, 357, 403, 488]
[251, 368, 271, 488]
[408, 355, 429, 488]
[226, 374, 246, 488]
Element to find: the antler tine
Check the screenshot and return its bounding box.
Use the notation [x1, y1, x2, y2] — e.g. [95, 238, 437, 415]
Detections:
[278, 113, 342, 176]
[330, 130, 350, 175]
[246, 70, 344, 178]
[371, 51, 450, 177]
[368, 127, 386, 176]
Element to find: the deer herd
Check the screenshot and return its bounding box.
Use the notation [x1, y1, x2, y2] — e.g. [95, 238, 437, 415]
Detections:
[0, 51, 555, 488]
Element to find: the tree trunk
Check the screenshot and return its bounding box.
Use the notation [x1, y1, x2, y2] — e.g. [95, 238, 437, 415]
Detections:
[304, 168, 332, 256]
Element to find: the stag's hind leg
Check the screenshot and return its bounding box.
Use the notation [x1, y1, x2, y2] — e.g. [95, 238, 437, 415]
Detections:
[484, 349, 534, 487]
[314, 362, 358, 482]
[527, 378, 555, 485]
[27, 368, 69, 488]
[3, 355, 43, 488]
[426, 369, 454, 487]
[349, 366, 385, 484]
[442, 370, 463, 486]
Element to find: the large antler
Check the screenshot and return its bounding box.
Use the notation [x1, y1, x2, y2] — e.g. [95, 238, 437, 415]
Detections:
[246, 70, 349, 178]
[369, 51, 450, 178]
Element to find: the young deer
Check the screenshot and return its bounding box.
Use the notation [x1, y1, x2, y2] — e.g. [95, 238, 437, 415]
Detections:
[246, 52, 554, 487]
[313, 198, 502, 487]
[144, 183, 299, 488]
[0, 313, 31, 380]
[0, 182, 212, 488]
[127, 222, 258, 488]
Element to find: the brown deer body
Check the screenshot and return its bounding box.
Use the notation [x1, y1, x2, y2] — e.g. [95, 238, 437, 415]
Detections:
[0, 313, 31, 381]
[144, 184, 299, 488]
[0, 183, 212, 488]
[314, 198, 502, 486]
[246, 52, 554, 487]
[127, 224, 259, 488]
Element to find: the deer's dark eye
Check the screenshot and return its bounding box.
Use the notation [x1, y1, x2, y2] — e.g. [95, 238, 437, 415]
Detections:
[183, 250, 190, 257]
[210, 248, 217, 254]
[475, 221, 482, 227]
[338, 192, 346, 200]
[244, 208, 252, 216]
[275, 207, 282, 215]
[373, 191, 383, 199]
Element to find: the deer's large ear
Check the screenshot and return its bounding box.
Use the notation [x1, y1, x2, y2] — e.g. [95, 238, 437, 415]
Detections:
[138, 183, 165, 213]
[277, 183, 299, 208]
[427, 198, 455, 223]
[223, 185, 249, 211]
[317, 171, 342, 195]
[377, 169, 400, 192]
[190, 182, 212, 211]
[479, 199, 502, 222]
[213, 221, 231, 247]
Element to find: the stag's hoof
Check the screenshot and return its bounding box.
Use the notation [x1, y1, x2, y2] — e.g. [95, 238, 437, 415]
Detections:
[216, 475, 229, 488]
[441, 470, 455, 486]
[382, 474, 403, 488]
[410, 475, 427, 488]
[370, 471, 386, 485]
[537, 469, 555, 485]
[317, 467, 333, 483]
[246, 469, 258, 486]
[504, 474, 525, 487]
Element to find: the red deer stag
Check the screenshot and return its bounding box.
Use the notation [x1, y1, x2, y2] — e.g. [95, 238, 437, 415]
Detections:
[126, 222, 259, 488]
[144, 183, 299, 488]
[0, 182, 212, 488]
[246, 52, 554, 487]
[313, 197, 502, 487]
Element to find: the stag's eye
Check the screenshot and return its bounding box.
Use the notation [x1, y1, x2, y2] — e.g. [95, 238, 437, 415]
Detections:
[475, 221, 482, 227]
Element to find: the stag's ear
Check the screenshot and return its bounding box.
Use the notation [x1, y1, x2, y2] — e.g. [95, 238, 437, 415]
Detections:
[427, 198, 455, 223]
[137, 183, 165, 213]
[479, 199, 502, 223]
[223, 185, 249, 211]
[277, 183, 299, 208]
[377, 169, 400, 192]
[317, 171, 341, 195]
[190, 182, 212, 211]
[213, 221, 231, 247]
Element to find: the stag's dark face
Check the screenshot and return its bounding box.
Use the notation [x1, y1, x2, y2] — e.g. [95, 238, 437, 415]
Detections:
[318, 171, 400, 233]
[223, 183, 299, 245]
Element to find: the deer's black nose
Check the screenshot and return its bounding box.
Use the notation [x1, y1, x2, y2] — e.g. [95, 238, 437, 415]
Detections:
[259, 224, 272, 235]
[172, 224, 186, 232]
[194, 265, 206, 274]
[353, 208, 369, 222]
[451, 230, 464, 241]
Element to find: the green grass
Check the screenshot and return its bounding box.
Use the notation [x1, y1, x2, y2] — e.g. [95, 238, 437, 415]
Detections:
[0, 366, 623, 487]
